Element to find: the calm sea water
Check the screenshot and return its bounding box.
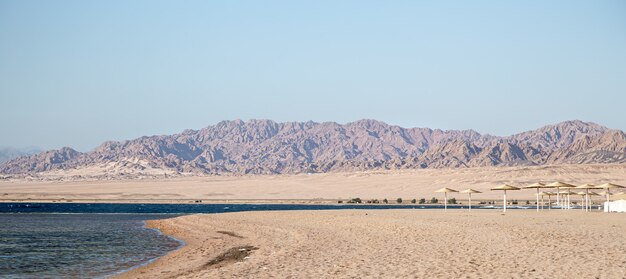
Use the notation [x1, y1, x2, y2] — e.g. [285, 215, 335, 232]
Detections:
[0, 214, 181, 279]
[0, 203, 452, 214]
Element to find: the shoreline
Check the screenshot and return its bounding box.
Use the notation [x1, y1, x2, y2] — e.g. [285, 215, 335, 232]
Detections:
[115, 209, 626, 278]
[0, 198, 512, 205]
[3, 202, 591, 215]
[107, 221, 187, 278]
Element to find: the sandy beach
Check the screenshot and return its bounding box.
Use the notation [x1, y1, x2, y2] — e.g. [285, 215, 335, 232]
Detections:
[118, 209, 626, 279]
[1, 164, 625, 203]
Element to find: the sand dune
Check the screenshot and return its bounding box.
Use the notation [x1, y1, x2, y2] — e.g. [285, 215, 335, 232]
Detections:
[1, 164, 624, 202]
[118, 210, 626, 278]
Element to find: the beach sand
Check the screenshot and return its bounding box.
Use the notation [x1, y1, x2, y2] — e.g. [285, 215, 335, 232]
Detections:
[118, 210, 626, 279]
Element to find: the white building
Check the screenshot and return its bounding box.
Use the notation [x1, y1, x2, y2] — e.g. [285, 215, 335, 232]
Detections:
[604, 199, 626, 213]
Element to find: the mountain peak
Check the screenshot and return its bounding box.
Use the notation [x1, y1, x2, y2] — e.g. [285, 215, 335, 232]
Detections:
[347, 119, 392, 129]
[538, 120, 607, 132]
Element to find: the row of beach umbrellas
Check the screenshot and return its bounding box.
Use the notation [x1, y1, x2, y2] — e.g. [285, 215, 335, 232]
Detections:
[435, 182, 625, 213]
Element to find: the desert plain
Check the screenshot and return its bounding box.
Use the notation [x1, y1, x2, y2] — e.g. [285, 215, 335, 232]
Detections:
[1, 164, 624, 203]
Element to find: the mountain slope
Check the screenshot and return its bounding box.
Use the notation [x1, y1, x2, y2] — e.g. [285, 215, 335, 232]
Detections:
[1, 120, 624, 176]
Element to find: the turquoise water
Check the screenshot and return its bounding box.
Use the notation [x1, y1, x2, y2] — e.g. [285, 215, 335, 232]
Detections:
[0, 214, 182, 278]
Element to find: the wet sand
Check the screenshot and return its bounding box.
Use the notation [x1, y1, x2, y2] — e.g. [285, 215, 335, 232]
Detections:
[118, 209, 626, 278]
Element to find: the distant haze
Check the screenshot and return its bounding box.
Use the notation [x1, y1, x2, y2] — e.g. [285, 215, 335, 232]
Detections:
[0, 147, 41, 163]
[0, 1, 625, 151]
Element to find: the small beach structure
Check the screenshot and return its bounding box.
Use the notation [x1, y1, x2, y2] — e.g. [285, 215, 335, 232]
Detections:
[607, 192, 626, 212]
[490, 184, 521, 213]
[435, 187, 458, 212]
[460, 189, 482, 211]
[523, 182, 546, 212]
[575, 184, 599, 212]
[545, 182, 576, 209]
[605, 200, 626, 213]
[596, 183, 626, 212]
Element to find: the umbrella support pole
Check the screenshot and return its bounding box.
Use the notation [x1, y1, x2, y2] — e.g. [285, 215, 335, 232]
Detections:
[556, 188, 560, 209]
[469, 193, 472, 212]
[606, 189, 611, 213]
[581, 196, 584, 211]
[585, 189, 589, 212]
[536, 188, 539, 212]
[503, 190, 507, 213]
[548, 195, 551, 210]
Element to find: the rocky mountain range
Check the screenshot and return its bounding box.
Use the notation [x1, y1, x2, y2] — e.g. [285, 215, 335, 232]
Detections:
[1, 120, 625, 176]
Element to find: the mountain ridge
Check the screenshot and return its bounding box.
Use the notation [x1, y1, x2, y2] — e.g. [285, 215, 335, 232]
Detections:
[1, 119, 624, 177]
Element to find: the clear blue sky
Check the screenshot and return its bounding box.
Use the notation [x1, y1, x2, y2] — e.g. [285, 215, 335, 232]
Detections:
[1, 1, 625, 151]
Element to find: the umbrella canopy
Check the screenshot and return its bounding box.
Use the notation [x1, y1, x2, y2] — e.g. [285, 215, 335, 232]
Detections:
[435, 187, 458, 211]
[461, 189, 482, 194]
[491, 184, 520, 213]
[596, 183, 626, 190]
[612, 192, 626, 200]
[558, 190, 575, 194]
[575, 183, 599, 189]
[545, 182, 576, 188]
[491, 184, 521, 191]
[523, 182, 546, 189]
[435, 187, 459, 193]
[523, 183, 546, 212]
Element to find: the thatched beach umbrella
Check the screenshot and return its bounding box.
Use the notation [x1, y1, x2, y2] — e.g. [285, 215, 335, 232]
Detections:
[558, 190, 575, 209]
[435, 187, 458, 212]
[538, 191, 555, 210]
[545, 182, 576, 209]
[575, 191, 587, 211]
[587, 191, 600, 210]
[461, 189, 482, 211]
[596, 183, 626, 212]
[546, 191, 556, 210]
[613, 192, 626, 204]
[491, 184, 521, 213]
[575, 184, 599, 212]
[523, 182, 546, 212]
